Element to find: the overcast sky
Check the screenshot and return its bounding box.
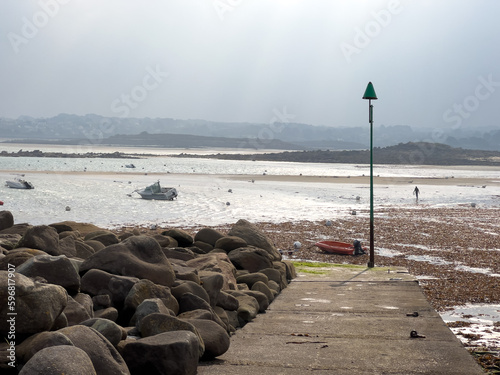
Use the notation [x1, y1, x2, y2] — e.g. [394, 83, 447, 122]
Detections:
[1, 0, 499, 131]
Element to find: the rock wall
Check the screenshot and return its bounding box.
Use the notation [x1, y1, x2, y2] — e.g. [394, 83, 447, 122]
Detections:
[0, 211, 296, 374]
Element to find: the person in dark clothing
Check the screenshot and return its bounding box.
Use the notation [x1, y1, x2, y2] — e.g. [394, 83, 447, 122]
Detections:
[413, 186, 420, 202]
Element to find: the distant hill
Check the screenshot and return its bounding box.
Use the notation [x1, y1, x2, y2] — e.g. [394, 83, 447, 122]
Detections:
[5, 131, 303, 151]
[173, 142, 500, 166]
[1, 113, 499, 152]
[102, 132, 303, 150]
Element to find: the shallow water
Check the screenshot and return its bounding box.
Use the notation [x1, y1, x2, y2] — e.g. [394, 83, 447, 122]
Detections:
[1, 150, 499, 229]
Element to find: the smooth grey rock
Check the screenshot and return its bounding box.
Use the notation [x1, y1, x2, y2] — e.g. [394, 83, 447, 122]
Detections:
[236, 272, 269, 289]
[58, 325, 130, 375]
[124, 279, 179, 316]
[228, 246, 274, 273]
[0, 271, 68, 336]
[214, 236, 247, 252]
[0, 210, 14, 231]
[172, 280, 210, 305]
[81, 269, 139, 309]
[252, 280, 275, 303]
[121, 331, 199, 375]
[17, 254, 80, 293]
[19, 346, 97, 375]
[194, 228, 224, 246]
[80, 236, 175, 287]
[185, 318, 230, 360]
[161, 228, 193, 247]
[228, 219, 281, 260]
[64, 295, 92, 326]
[16, 331, 74, 364]
[17, 225, 60, 255]
[130, 298, 173, 326]
[80, 318, 123, 347]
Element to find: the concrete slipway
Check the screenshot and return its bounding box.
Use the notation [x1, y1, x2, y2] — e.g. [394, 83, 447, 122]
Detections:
[198, 264, 483, 375]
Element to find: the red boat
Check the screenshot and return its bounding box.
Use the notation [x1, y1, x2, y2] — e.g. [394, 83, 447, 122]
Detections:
[315, 240, 367, 255]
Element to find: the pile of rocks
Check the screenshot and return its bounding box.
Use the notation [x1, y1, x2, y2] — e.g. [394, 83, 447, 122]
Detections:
[0, 210, 296, 375]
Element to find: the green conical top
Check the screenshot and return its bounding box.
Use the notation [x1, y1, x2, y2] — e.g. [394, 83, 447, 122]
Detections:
[362, 82, 378, 100]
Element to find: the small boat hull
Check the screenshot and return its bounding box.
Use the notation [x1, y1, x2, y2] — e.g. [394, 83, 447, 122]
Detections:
[315, 241, 366, 255]
[136, 181, 177, 201]
[6, 180, 34, 189]
[137, 190, 177, 200]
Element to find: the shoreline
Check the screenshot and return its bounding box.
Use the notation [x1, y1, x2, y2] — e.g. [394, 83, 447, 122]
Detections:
[2, 169, 500, 187]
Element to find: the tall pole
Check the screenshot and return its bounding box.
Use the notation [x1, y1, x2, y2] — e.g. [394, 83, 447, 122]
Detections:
[368, 99, 375, 268]
[362, 82, 377, 268]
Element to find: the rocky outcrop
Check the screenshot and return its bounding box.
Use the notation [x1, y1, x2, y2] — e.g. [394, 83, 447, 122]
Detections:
[0, 214, 295, 374]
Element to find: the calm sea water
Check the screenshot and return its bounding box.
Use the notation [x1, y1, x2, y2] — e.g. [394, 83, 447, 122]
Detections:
[0, 147, 499, 228]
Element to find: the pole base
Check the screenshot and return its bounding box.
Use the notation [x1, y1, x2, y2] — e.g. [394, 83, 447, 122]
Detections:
[367, 261, 375, 268]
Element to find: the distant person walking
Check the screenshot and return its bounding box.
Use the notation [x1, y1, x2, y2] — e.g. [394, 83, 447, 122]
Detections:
[413, 186, 420, 202]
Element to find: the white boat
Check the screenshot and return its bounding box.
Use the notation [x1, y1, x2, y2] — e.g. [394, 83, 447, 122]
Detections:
[6, 178, 35, 189]
[135, 181, 177, 200]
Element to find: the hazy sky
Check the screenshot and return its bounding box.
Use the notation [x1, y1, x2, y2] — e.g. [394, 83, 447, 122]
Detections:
[1, 0, 499, 131]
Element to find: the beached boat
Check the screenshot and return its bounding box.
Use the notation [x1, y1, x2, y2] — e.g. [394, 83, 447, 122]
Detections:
[315, 240, 366, 255]
[135, 181, 177, 200]
[6, 178, 34, 189]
